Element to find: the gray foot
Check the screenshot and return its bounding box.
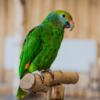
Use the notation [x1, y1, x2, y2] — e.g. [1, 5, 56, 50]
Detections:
[42, 69, 55, 81]
[33, 71, 44, 83]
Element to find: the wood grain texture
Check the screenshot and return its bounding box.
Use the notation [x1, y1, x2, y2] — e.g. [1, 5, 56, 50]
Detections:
[44, 85, 65, 100]
[20, 71, 79, 93]
[51, 85, 65, 100]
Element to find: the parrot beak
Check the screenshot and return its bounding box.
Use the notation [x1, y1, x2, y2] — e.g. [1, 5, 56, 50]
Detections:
[64, 20, 74, 31]
[69, 20, 74, 31]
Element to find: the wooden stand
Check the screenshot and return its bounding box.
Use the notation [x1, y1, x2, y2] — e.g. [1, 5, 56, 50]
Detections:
[20, 71, 79, 100]
[44, 85, 65, 100]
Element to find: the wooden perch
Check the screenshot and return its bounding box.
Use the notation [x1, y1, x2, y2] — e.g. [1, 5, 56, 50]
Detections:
[20, 71, 79, 93]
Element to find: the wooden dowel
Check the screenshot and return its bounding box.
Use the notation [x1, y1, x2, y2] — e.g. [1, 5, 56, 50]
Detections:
[20, 71, 79, 93]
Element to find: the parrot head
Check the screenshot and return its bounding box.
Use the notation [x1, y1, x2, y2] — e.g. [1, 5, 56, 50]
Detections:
[43, 10, 74, 31]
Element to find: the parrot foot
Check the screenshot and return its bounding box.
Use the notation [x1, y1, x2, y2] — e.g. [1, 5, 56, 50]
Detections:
[33, 71, 44, 83]
[42, 69, 55, 81]
[58, 70, 63, 74]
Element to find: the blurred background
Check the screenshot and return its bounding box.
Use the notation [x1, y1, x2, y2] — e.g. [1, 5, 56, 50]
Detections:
[0, 0, 100, 100]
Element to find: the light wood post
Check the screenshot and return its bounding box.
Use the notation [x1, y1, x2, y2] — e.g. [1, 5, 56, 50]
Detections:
[13, 0, 24, 95]
[44, 85, 65, 100]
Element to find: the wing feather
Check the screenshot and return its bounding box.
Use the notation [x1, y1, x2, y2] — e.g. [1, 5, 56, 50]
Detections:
[19, 26, 42, 79]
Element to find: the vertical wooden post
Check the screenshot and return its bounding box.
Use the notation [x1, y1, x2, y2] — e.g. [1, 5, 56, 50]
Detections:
[13, 0, 24, 95]
[0, 0, 7, 82]
[44, 85, 65, 100]
[44, 87, 52, 100]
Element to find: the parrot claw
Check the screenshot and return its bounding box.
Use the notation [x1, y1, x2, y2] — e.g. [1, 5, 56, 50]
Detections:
[40, 72, 45, 84]
[42, 69, 55, 81]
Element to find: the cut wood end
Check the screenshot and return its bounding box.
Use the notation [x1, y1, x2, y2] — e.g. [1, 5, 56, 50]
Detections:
[20, 73, 35, 89]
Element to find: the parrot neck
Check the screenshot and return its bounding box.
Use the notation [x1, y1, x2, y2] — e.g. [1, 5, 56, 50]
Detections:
[41, 22, 64, 36]
[42, 13, 65, 32]
[42, 21, 64, 32]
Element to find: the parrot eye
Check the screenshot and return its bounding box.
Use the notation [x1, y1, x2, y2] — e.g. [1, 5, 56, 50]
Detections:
[62, 14, 66, 18]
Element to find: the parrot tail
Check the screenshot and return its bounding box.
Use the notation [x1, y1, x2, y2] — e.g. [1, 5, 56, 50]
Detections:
[16, 86, 27, 98]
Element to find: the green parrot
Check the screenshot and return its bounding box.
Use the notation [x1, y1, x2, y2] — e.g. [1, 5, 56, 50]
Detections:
[16, 10, 74, 98]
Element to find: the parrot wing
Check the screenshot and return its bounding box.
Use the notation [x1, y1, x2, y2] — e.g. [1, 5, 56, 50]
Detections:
[19, 26, 42, 79]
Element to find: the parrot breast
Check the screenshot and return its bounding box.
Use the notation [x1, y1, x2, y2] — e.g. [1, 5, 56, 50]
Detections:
[35, 26, 64, 70]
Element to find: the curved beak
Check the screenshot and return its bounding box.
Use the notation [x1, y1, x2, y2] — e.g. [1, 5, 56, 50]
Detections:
[69, 20, 74, 31]
[64, 20, 74, 31]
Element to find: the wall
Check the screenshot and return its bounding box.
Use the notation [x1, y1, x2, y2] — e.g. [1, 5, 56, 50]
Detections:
[0, 0, 15, 83]
[23, 0, 100, 56]
[0, 0, 100, 83]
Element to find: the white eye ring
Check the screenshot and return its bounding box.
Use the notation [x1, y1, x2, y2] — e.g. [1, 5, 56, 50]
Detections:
[62, 14, 66, 18]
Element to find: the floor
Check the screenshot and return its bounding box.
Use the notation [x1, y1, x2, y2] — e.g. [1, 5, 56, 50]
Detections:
[0, 94, 100, 100]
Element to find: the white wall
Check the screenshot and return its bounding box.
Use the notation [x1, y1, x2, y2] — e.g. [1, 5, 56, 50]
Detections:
[51, 39, 97, 72]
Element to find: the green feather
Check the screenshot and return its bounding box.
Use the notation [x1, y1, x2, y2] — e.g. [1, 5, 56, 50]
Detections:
[16, 86, 27, 98]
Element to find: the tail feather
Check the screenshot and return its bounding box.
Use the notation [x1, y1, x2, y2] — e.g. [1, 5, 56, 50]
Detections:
[16, 86, 27, 98]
